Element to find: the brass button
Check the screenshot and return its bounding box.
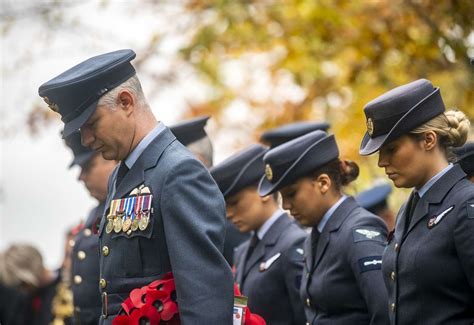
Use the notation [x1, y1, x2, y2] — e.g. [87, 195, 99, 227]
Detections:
[390, 303, 396, 312]
[77, 250, 86, 260]
[84, 228, 92, 237]
[390, 271, 396, 281]
[102, 246, 110, 256]
[69, 239, 75, 248]
[99, 278, 107, 289]
[74, 275, 82, 285]
[394, 243, 399, 251]
[306, 298, 311, 306]
[127, 229, 132, 236]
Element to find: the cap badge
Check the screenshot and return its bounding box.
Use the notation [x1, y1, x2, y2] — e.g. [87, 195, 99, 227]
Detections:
[366, 118, 374, 136]
[42, 96, 59, 113]
[265, 164, 273, 181]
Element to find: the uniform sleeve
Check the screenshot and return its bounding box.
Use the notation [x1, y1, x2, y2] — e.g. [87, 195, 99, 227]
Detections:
[161, 158, 234, 324]
[282, 235, 307, 325]
[454, 197, 474, 290]
[348, 218, 390, 325]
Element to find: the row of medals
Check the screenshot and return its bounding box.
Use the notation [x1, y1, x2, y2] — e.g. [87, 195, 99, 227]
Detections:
[106, 186, 153, 234]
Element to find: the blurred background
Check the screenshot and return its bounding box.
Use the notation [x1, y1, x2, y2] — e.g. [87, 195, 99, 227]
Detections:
[1, 0, 473, 269]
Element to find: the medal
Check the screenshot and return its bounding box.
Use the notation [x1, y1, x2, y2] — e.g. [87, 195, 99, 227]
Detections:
[122, 197, 136, 233]
[138, 194, 152, 231]
[106, 200, 119, 234]
[131, 195, 142, 232]
[114, 199, 125, 233]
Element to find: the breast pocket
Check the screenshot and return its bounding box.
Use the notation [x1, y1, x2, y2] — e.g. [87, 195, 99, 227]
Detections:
[107, 216, 162, 278]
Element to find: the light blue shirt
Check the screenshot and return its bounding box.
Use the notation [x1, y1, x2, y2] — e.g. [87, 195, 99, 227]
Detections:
[257, 209, 284, 240]
[417, 163, 453, 198]
[124, 122, 166, 169]
[317, 195, 348, 233]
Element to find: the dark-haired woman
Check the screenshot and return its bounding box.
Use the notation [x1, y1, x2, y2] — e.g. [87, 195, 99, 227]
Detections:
[359, 78, 474, 324]
[259, 130, 389, 325]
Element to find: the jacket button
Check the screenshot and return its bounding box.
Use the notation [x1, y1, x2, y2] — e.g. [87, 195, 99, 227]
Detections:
[69, 239, 75, 248]
[83, 228, 92, 237]
[102, 246, 110, 256]
[99, 278, 107, 289]
[306, 298, 311, 307]
[394, 243, 399, 251]
[74, 275, 82, 285]
[390, 303, 396, 312]
[390, 271, 396, 281]
[77, 251, 86, 260]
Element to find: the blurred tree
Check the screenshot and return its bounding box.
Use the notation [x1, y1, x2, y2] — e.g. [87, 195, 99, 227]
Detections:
[180, 0, 474, 185]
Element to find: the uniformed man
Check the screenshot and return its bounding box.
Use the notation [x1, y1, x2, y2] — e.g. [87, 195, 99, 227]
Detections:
[38, 49, 233, 324]
[454, 141, 474, 182]
[260, 121, 330, 148]
[211, 144, 307, 325]
[170, 115, 249, 266]
[64, 131, 117, 324]
[355, 183, 395, 230]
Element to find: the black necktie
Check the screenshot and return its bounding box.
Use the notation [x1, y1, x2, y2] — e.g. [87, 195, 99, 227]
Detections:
[311, 229, 320, 264]
[246, 234, 260, 261]
[405, 191, 420, 232]
[116, 162, 129, 187]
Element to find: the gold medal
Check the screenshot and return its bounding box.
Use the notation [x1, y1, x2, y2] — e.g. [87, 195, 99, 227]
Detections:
[122, 218, 132, 232]
[114, 217, 123, 233]
[131, 219, 139, 231]
[106, 218, 114, 234]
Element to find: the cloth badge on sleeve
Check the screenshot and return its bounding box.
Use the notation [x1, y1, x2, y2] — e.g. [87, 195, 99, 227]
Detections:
[467, 202, 474, 219]
[427, 205, 454, 229]
[353, 228, 384, 243]
[358, 256, 382, 273]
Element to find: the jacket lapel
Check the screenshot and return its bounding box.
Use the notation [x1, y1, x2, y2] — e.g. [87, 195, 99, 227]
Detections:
[114, 127, 176, 199]
[235, 243, 249, 285]
[304, 233, 313, 273]
[311, 197, 357, 272]
[405, 165, 466, 237]
[243, 213, 290, 277]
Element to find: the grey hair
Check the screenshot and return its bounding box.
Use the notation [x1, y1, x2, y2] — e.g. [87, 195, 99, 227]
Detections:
[97, 75, 146, 108]
[0, 244, 44, 288]
[187, 136, 214, 168]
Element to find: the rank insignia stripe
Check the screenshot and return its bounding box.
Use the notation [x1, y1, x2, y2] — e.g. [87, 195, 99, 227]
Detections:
[358, 256, 383, 273]
[353, 228, 384, 243]
[427, 205, 454, 229]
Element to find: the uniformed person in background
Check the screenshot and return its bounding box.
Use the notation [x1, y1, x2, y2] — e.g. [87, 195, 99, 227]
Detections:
[64, 131, 117, 324]
[210, 144, 307, 325]
[170, 116, 249, 266]
[355, 183, 395, 230]
[38, 49, 233, 324]
[260, 130, 389, 325]
[0, 244, 59, 325]
[359, 78, 474, 324]
[454, 141, 474, 182]
[260, 121, 330, 148]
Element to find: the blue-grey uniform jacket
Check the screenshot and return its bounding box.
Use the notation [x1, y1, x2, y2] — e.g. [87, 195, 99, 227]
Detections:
[382, 164, 474, 324]
[98, 127, 233, 324]
[300, 197, 389, 325]
[234, 212, 307, 325]
[71, 202, 103, 324]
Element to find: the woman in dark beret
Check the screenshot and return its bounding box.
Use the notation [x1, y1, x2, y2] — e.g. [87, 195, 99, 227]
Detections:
[359, 78, 474, 325]
[259, 130, 389, 325]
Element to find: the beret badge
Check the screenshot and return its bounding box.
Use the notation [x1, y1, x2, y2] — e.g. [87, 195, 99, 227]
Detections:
[265, 164, 273, 181]
[366, 118, 374, 137]
[42, 96, 59, 113]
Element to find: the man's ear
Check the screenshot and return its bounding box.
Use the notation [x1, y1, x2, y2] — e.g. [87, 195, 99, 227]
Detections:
[423, 131, 438, 151]
[118, 90, 134, 116]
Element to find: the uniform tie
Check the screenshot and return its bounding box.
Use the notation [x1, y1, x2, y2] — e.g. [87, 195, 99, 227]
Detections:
[405, 191, 420, 232]
[116, 161, 129, 187]
[246, 233, 260, 261]
[311, 229, 320, 265]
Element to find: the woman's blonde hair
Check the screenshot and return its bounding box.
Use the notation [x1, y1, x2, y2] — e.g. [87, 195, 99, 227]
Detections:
[0, 244, 44, 289]
[410, 110, 471, 149]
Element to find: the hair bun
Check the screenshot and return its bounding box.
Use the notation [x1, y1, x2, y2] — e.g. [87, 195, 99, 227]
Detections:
[445, 110, 470, 147]
[340, 160, 359, 185]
